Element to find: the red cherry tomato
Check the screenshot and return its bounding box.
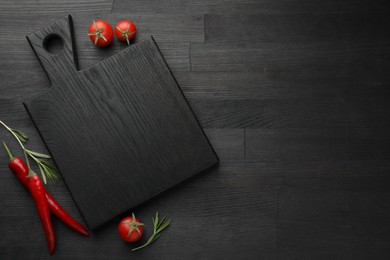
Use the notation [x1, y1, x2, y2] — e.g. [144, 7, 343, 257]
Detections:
[88, 20, 113, 47]
[115, 20, 137, 45]
[118, 213, 144, 242]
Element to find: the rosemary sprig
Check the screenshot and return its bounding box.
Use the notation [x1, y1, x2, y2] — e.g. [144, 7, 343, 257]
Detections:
[132, 211, 171, 251]
[0, 120, 60, 184]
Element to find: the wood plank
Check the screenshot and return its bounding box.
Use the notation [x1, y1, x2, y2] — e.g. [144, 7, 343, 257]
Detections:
[154, 42, 190, 72]
[0, 70, 49, 99]
[187, 96, 350, 128]
[245, 128, 349, 162]
[278, 188, 390, 259]
[347, 94, 390, 128]
[205, 13, 390, 43]
[204, 129, 244, 161]
[113, 0, 390, 15]
[190, 41, 390, 72]
[245, 128, 390, 162]
[113, 0, 268, 15]
[0, 0, 113, 14]
[218, 160, 390, 192]
[277, 160, 390, 192]
[176, 71, 369, 99]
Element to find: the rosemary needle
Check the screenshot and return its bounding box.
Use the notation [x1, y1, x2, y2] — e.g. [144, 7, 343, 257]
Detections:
[132, 211, 171, 251]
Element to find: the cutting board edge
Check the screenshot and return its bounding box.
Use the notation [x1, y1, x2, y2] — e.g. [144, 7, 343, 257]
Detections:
[89, 157, 219, 231]
[148, 35, 220, 164]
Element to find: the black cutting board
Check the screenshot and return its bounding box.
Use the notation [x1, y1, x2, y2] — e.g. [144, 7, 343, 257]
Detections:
[24, 15, 219, 230]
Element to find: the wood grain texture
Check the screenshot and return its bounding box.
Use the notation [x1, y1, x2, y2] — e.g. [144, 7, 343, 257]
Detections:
[24, 15, 218, 230]
[0, 13, 203, 99]
[1, 0, 390, 259]
[113, 0, 390, 14]
[190, 41, 390, 72]
[0, 0, 113, 14]
[245, 128, 390, 162]
[205, 13, 390, 43]
[278, 188, 390, 259]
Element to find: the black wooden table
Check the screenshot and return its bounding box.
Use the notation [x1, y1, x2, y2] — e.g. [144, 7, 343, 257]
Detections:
[1, 1, 390, 259]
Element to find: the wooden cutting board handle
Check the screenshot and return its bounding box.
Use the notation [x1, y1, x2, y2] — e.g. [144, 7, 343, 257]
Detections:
[26, 15, 78, 85]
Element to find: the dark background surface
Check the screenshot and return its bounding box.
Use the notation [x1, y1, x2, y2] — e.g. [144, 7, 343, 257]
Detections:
[1, 0, 390, 259]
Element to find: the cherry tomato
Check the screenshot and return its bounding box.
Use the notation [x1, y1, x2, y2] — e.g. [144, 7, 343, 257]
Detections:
[118, 213, 144, 242]
[88, 20, 113, 47]
[115, 20, 137, 45]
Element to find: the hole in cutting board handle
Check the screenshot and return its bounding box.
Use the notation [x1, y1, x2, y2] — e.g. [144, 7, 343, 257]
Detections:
[43, 34, 64, 54]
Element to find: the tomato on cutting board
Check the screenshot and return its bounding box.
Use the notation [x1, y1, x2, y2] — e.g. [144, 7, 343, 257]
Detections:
[118, 213, 144, 242]
[88, 20, 114, 47]
[115, 20, 137, 45]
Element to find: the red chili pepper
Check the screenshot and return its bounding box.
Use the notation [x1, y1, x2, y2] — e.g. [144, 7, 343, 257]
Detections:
[27, 172, 56, 254]
[45, 192, 90, 236]
[3, 143, 90, 244]
[7, 155, 29, 186]
[3, 143, 55, 253]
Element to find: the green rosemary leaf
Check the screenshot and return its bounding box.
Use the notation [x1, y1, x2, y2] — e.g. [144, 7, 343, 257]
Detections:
[25, 149, 51, 159]
[131, 212, 171, 251]
[154, 212, 159, 229]
[150, 233, 161, 243]
[41, 162, 60, 180]
[13, 132, 27, 143]
[53, 171, 61, 180]
[48, 168, 59, 179]
[44, 167, 56, 180]
[156, 215, 167, 229]
[40, 159, 55, 169]
[38, 164, 47, 184]
[11, 129, 29, 139]
[157, 219, 171, 233]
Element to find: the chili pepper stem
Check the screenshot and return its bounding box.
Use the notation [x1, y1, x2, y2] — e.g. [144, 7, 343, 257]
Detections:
[27, 169, 36, 178]
[3, 141, 15, 160]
